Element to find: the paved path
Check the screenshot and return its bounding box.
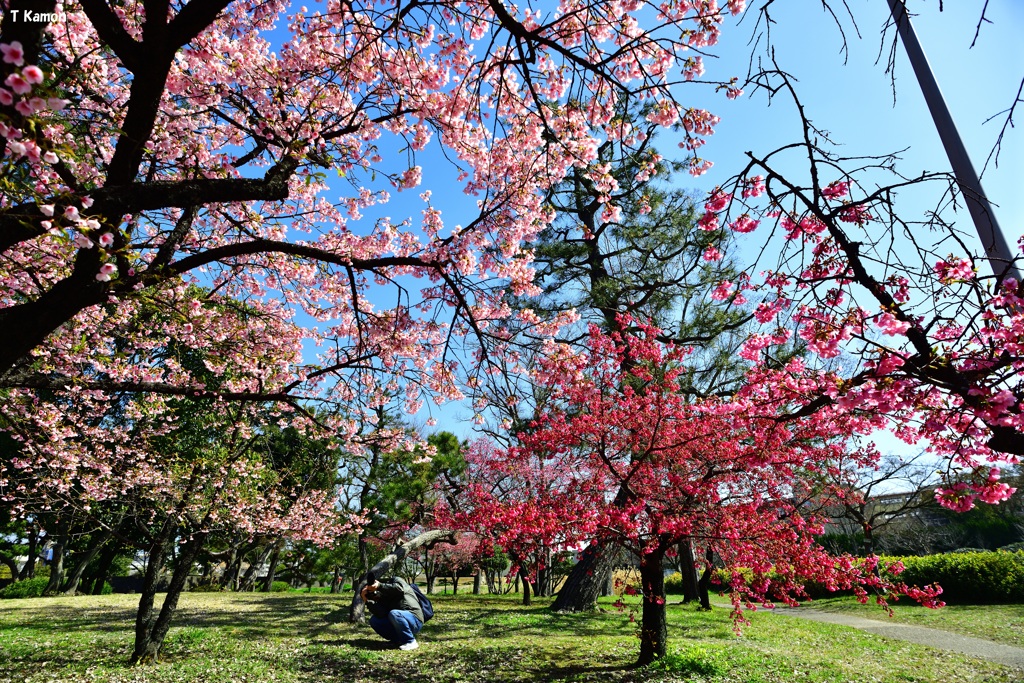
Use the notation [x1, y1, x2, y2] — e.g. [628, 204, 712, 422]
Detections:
[768, 606, 1024, 669]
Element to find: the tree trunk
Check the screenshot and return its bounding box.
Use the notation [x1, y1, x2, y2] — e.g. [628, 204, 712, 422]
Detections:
[261, 541, 282, 591]
[536, 564, 548, 597]
[677, 538, 700, 603]
[452, 573, 459, 595]
[84, 539, 123, 595]
[862, 523, 875, 556]
[473, 571, 482, 595]
[219, 545, 241, 590]
[131, 534, 170, 664]
[637, 549, 668, 666]
[601, 567, 614, 597]
[238, 543, 274, 592]
[44, 535, 65, 595]
[131, 533, 206, 664]
[18, 524, 40, 579]
[62, 528, 113, 595]
[551, 542, 617, 612]
[330, 565, 342, 594]
[349, 529, 456, 623]
[696, 546, 714, 610]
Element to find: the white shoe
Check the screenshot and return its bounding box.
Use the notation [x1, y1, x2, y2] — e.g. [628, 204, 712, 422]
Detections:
[398, 639, 419, 651]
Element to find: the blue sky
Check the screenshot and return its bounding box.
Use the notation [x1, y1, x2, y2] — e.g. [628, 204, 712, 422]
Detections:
[412, 0, 1024, 443]
[686, 0, 1023, 262]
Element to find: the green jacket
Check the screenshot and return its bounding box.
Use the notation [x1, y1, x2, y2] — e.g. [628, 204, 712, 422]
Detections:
[366, 577, 424, 622]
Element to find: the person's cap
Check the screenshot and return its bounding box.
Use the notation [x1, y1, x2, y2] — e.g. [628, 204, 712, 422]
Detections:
[363, 570, 377, 585]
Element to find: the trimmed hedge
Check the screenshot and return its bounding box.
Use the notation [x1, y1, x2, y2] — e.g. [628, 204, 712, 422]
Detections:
[881, 550, 1024, 604]
[269, 581, 290, 592]
[665, 551, 1024, 604]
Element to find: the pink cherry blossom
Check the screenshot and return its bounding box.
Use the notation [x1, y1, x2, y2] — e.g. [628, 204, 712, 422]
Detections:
[21, 65, 44, 85]
[0, 41, 24, 66]
[711, 280, 734, 301]
[702, 245, 723, 261]
[4, 73, 30, 95]
[874, 311, 910, 336]
[821, 180, 849, 199]
[95, 263, 118, 281]
[729, 214, 759, 233]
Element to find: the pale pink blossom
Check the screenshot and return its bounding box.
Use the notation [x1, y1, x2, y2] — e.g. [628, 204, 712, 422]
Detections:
[0, 42, 24, 66]
[4, 73, 31, 95]
[21, 65, 44, 85]
[98, 233, 115, 248]
[95, 263, 118, 281]
[0, 88, 13, 106]
[600, 203, 622, 223]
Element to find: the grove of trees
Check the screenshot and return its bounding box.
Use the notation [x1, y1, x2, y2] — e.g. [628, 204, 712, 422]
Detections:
[1, 0, 1021, 669]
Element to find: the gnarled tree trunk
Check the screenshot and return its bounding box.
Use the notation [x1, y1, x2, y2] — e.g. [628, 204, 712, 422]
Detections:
[551, 542, 617, 612]
[349, 529, 456, 624]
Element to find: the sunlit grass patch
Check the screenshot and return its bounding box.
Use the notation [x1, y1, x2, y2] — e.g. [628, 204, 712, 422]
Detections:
[0, 591, 1018, 682]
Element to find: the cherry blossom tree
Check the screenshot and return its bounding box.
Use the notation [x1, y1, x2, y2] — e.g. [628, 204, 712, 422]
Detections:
[438, 437, 599, 605]
[1, 0, 742, 405]
[500, 320, 941, 664]
[692, 66, 1021, 512]
[0, 0, 748, 663]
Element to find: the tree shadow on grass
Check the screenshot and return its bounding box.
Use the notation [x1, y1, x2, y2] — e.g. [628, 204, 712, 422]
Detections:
[297, 644, 638, 683]
[338, 637, 395, 650]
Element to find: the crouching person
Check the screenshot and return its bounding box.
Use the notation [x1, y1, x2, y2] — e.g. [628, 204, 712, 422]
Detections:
[360, 571, 423, 650]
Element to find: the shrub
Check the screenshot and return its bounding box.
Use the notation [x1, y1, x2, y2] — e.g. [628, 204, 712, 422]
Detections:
[190, 583, 223, 593]
[881, 551, 1024, 604]
[664, 572, 685, 594]
[0, 577, 49, 599]
[269, 581, 290, 592]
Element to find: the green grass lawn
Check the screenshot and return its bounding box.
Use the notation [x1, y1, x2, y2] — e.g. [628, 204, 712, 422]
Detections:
[0, 591, 1019, 682]
[802, 595, 1024, 647]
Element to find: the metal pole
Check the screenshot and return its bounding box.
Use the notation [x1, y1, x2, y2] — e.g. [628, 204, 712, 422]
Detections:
[887, 0, 1021, 284]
